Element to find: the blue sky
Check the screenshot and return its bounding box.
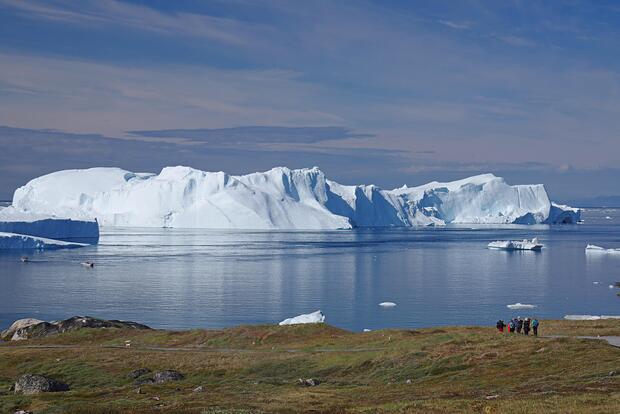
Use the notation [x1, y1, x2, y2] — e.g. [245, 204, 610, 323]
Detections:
[0, 0, 619, 202]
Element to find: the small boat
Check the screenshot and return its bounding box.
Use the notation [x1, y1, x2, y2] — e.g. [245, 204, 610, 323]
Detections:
[488, 238, 543, 251]
[80, 261, 95, 268]
[20, 256, 29, 263]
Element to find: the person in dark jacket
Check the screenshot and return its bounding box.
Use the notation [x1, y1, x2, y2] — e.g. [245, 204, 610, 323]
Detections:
[496, 319, 506, 333]
[516, 317, 523, 334]
[531, 318, 539, 336]
[523, 318, 531, 335]
[508, 318, 516, 333]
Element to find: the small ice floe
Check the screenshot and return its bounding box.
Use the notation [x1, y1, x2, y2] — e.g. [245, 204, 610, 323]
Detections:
[488, 238, 543, 251]
[593, 281, 600, 284]
[605, 216, 612, 220]
[379, 302, 397, 307]
[363, 329, 372, 332]
[586, 244, 620, 255]
[609, 285, 615, 289]
[564, 315, 620, 321]
[20, 256, 28, 263]
[80, 261, 94, 268]
[506, 303, 537, 310]
[279, 310, 325, 326]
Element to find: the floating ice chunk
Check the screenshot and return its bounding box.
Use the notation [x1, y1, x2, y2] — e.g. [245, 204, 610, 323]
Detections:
[0, 207, 98, 243]
[564, 315, 620, 321]
[0, 232, 88, 250]
[379, 302, 397, 307]
[586, 244, 620, 254]
[506, 303, 537, 310]
[488, 238, 543, 251]
[609, 285, 615, 289]
[593, 281, 600, 284]
[363, 329, 372, 332]
[279, 310, 325, 326]
[605, 216, 612, 220]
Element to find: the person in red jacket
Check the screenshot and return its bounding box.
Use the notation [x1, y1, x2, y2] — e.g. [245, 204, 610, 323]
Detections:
[496, 319, 506, 333]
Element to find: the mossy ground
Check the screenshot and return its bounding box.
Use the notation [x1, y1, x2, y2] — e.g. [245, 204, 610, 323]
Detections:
[1, 320, 619, 413]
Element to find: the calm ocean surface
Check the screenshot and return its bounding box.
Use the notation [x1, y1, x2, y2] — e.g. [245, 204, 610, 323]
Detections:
[1, 208, 619, 331]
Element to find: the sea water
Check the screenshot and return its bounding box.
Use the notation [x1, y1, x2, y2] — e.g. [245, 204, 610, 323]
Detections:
[1, 208, 619, 331]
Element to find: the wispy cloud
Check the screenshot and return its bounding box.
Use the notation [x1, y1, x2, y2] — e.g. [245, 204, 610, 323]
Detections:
[438, 19, 471, 30]
[0, 0, 273, 46]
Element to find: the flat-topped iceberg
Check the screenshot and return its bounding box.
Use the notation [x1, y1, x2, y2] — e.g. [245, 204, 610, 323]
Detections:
[9, 166, 580, 230]
[0, 207, 98, 244]
[488, 238, 544, 251]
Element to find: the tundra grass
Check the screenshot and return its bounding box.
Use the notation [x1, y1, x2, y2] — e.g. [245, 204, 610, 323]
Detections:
[0, 320, 619, 413]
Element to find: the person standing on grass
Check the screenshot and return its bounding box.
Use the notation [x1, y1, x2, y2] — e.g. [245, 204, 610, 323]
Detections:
[523, 318, 531, 335]
[496, 319, 506, 333]
[531, 318, 539, 336]
[509, 318, 516, 333]
[516, 317, 523, 334]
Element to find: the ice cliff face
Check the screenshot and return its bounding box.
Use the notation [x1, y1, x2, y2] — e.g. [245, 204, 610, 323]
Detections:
[10, 166, 580, 229]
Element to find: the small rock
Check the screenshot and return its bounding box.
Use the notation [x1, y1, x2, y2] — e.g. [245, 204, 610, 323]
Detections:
[153, 370, 184, 384]
[152, 396, 160, 401]
[134, 377, 155, 385]
[405, 379, 412, 384]
[485, 394, 500, 400]
[298, 378, 320, 387]
[14, 410, 33, 414]
[192, 386, 204, 393]
[128, 368, 152, 379]
[480, 352, 498, 359]
[14, 374, 69, 395]
[536, 347, 546, 353]
[609, 371, 617, 377]
[135, 387, 143, 394]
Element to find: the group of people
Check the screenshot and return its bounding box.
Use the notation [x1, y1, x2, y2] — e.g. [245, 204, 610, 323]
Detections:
[496, 317, 539, 336]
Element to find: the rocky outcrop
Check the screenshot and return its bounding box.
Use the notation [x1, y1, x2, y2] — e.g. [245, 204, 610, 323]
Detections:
[153, 370, 184, 383]
[13, 374, 69, 394]
[0, 318, 43, 341]
[1, 316, 151, 341]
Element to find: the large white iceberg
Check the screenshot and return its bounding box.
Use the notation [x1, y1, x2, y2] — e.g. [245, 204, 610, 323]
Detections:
[0, 207, 98, 244]
[8, 166, 580, 230]
[279, 310, 325, 325]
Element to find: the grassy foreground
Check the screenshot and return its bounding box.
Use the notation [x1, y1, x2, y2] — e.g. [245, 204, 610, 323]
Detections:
[1, 320, 619, 413]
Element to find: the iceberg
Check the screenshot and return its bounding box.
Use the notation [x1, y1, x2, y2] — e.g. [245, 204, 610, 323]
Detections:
[506, 303, 537, 309]
[8, 166, 580, 230]
[0, 232, 88, 249]
[488, 238, 543, 251]
[279, 310, 325, 326]
[379, 302, 397, 307]
[564, 315, 620, 321]
[0, 207, 99, 244]
[585, 244, 620, 255]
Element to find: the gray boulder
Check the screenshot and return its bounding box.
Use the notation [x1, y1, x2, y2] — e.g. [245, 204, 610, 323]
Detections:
[153, 370, 184, 383]
[14, 374, 69, 395]
[128, 368, 152, 379]
[298, 378, 320, 387]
